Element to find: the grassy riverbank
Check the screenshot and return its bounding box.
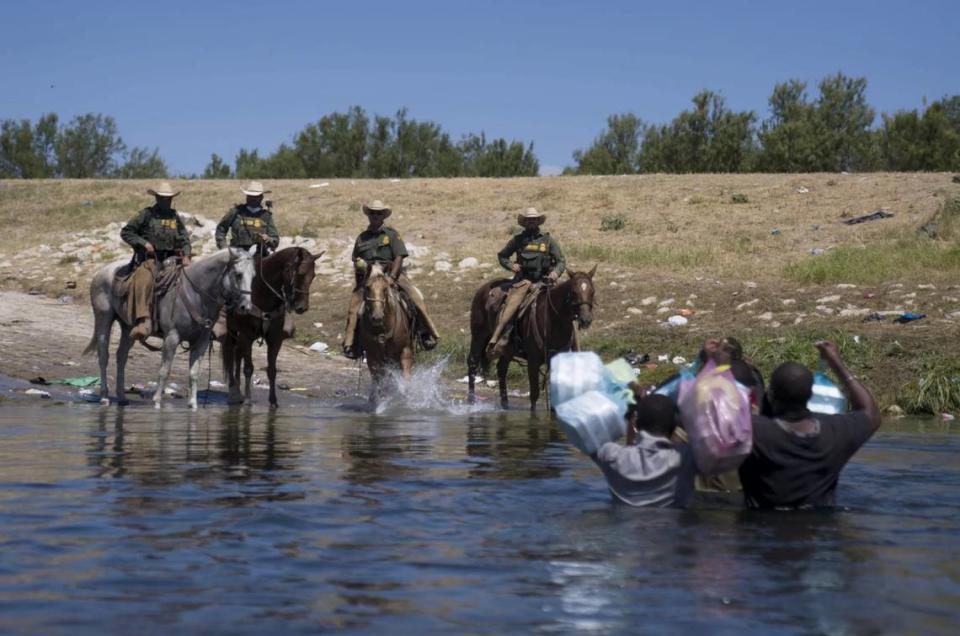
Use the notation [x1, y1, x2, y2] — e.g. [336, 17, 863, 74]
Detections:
[1, 173, 958, 413]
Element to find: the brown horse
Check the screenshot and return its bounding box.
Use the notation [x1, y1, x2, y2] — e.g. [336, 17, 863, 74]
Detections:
[357, 263, 416, 403]
[467, 267, 596, 410]
[221, 246, 320, 408]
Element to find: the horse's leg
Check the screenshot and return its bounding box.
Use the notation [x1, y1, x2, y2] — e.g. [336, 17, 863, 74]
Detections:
[224, 333, 243, 405]
[115, 324, 134, 407]
[400, 344, 413, 380]
[242, 338, 254, 405]
[186, 334, 209, 410]
[497, 356, 511, 409]
[527, 360, 541, 412]
[467, 333, 485, 405]
[95, 313, 115, 405]
[266, 332, 281, 409]
[153, 332, 179, 409]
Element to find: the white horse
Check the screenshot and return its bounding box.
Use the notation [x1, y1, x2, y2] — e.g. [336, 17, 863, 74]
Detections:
[84, 247, 256, 409]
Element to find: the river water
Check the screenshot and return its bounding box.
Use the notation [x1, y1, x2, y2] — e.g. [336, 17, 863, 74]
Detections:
[0, 389, 958, 634]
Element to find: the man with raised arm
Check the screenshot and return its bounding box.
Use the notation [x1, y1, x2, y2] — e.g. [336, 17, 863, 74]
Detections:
[738, 341, 882, 509]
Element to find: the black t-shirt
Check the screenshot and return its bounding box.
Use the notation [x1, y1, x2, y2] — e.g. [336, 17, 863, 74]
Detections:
[738, 412, 875, 509]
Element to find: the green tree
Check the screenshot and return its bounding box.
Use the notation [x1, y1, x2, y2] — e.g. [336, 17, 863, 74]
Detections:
[203, 153, 232, 178]
[757, 80, 819, 171]
[115, 146, 168, 178]
[0, 113, 59, 178]
[55, 113, 126, 177]
[881, 97, 960, 170]
[294, 105, 369, 177]
[814, 73, 876, 171]
[641, 91, 755, 173]
[570, 113, 646, 174]
[459, 133, 539, 177]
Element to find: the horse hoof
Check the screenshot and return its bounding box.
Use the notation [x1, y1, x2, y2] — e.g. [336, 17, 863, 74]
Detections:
[227, 395, 244, 406]
[500, 400, 509, 410]
[117, 399, 130, 407]
[99, 398, 110, 406]
[153, 402, 161, 410]
[269, 402, 278, 410]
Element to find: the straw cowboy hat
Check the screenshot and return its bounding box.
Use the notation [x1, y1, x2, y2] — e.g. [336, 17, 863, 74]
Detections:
[147, 181, 180, 198]
[241, 181, 271, 197]
[518, 207, 546, 222]
[362, 200, 392, 218]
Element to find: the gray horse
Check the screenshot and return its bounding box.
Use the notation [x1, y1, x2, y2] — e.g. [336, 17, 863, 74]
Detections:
[84, 247, 257, 409]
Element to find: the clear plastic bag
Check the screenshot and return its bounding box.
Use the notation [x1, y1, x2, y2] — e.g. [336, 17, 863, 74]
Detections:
[550, 352, 607, 406]
[678, 359, 752, 475]
[555, 390, 627, 456]
[808, 371, 847, 415]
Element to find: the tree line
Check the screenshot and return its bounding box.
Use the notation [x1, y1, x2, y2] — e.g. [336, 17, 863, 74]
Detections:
[2, 76, 958, 179]
[0, 106, 538, 180]
[569, 73, 960, 174]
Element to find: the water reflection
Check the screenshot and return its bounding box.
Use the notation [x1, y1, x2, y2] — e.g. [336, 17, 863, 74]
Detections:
[465, 412, 564, 480]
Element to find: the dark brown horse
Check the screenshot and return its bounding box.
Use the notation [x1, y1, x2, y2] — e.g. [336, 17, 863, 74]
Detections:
[357, 263, 416, 403]
[467, 267, 596, 410]
[221, 246, 320, 408]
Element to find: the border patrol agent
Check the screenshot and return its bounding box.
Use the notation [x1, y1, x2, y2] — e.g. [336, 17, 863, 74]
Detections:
[120, 181, 192, 342]
[213, 181, 285, 338]
[487, 207, 565, 357]
[341, 200, 440, 359]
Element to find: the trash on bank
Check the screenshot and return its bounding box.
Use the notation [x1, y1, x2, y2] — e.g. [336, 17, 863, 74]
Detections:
[24, 388, 51, 398]
[842, 210, 894, 225]
[942, 413, 956, 422]
[894, 312, 926, 324]
[308, 341, 329, 353]
[666, 315, 689, 327]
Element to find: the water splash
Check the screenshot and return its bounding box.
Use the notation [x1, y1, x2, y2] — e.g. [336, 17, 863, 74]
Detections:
[373, 356, 496, 416]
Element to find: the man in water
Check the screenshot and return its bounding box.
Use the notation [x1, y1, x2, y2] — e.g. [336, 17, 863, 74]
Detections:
[487, 207, 566, 358]
[592, 391, 696, 508]
[341, 200, 440, 359]
[120, 182, 192, 342]
[738, 340, 882, 509]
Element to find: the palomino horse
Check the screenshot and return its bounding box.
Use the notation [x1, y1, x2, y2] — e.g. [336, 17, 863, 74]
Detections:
[85, 247, 257, 409]
[221, 246, 321, 408]
[357, 263, 416, 402]
[467, 266, 596, 410]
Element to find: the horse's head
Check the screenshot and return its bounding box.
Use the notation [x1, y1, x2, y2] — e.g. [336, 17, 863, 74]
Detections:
[363, 263, 392, 328]
[285, 248, 322, 314]
[565, 265, 597, 330]
[225, 246, 257, 314]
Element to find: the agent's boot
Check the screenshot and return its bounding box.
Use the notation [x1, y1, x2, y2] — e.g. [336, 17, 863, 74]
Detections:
[130, 317, 152, 342]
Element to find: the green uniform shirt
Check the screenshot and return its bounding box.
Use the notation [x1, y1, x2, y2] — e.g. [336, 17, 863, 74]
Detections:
[120, 206, 192, 256]
[215, 205, 280, 252]
[352, 226, 408, 266]
[498, 230, 565, 281]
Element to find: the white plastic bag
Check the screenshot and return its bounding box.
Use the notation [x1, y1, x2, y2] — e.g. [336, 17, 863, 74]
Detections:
[555, 390, 627, 456]
[550, 352, 606, 406]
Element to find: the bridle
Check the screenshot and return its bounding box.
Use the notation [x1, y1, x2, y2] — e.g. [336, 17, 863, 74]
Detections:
[546, 276, 594, 319]
[258, 251, 312, 313]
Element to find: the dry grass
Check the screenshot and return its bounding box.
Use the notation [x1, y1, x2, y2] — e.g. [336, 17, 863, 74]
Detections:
[2, 173, 959, 407]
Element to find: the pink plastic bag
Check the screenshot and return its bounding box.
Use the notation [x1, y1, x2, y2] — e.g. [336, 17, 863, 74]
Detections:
[677, 359, 752, 475]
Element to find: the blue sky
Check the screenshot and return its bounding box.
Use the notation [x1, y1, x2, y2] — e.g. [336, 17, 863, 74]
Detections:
[2, 0, 956, 175]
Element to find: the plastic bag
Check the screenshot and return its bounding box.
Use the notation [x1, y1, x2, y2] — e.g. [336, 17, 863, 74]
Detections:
[550, 352, 607, 406]
[808, 371, 847, 415]
[654, 365, 698, 403]
[555, 390, 627, 456]
[677, 359, 752, 475]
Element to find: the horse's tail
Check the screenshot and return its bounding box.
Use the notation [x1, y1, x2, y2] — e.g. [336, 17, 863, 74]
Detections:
[82, 333, 97, 356]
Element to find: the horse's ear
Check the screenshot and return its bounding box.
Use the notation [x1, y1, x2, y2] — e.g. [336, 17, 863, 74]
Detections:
[247, 245, 257, 257]
[312, 250, 325, 261]
[588, 264, 597, 279]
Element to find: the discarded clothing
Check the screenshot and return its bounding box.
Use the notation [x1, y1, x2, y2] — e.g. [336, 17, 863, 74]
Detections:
[862, 312, 885, 322]
[895, 312, 926, 324]
[842, 210, 894, 225]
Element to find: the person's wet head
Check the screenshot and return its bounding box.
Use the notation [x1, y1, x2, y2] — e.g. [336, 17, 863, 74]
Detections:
[767, 361, 813, 420]
[634, 394, 680, 439]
